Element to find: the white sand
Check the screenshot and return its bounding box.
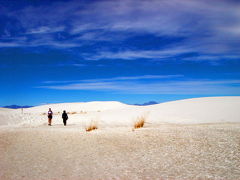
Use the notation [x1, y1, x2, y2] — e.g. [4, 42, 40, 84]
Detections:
[1, 124, 240, 180]
[1, 97, 240, 179]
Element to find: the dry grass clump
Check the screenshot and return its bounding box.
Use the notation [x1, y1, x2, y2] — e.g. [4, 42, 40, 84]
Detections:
[80, 110, 87, 114]
[86, 121, 98, 132]
[69, 112, 77, 114]
[134, 116, 145, 129]
[86, 125, 98, 132]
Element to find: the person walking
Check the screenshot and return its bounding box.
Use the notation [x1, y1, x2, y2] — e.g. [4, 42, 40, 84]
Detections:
[48, 108, 53, 126]
[62, 110, 68, 126]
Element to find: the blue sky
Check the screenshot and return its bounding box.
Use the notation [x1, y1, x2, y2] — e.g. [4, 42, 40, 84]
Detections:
[0, 0, 240, 106]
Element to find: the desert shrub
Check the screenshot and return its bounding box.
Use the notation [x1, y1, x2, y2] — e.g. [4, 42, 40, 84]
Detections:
[134, 116, 145, 129]
[86, 124, 98, 132]
[86, 120, 98, 132]
[80, 111, 87, 114]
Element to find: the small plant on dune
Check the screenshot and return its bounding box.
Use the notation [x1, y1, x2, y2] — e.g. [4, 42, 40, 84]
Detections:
[86, 121, 98, 132]
[70, 112, 77, 114]
[134, 116, 145, 129]
[80, 110, 87, 114]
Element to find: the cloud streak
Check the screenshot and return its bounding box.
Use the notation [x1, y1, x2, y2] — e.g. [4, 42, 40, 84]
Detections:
[39, 76, 240, 95]
[87, 48, 192, 60]
[43, 74, 184, 84]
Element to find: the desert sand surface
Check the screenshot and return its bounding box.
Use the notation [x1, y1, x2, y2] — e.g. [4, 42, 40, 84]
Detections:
[1, 97, 240, 179]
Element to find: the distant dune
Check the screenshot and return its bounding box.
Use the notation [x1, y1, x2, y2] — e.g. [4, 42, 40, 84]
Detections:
[134, 101, 158, 106]
[2, 105, 33, 109]
[26, 101, 127, 113]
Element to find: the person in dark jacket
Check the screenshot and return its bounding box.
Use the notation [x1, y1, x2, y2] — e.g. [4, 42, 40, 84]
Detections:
[62, 110, 68, 126]
[48, 108, 53, 126]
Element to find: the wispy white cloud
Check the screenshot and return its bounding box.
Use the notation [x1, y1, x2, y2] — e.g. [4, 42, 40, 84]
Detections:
[39, 78, 240, 95]
[0, 40, 80, 48]
[85, 48, 240, 61]
[0, 42, 21, 47]
[43, 74, 184, 84]
[183, 55, 240, 61]
[87, 48, 192, 60]
[26, 26, 64, 34]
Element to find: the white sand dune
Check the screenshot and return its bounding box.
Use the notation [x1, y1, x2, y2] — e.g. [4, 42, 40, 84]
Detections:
[26, 101, 128, 113]
[146, 96, 240, 124]
[1, 96, 240, 127]
[1, 97, 240, 179]
[0, 108, 18, 126]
